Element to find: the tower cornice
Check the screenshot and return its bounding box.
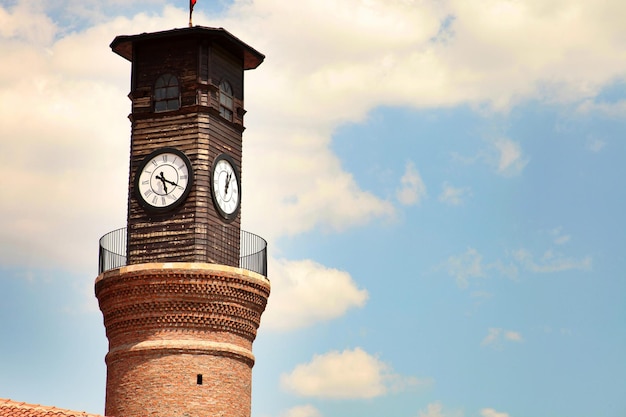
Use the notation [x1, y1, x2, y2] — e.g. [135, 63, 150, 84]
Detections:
[110, 26, 265, 70]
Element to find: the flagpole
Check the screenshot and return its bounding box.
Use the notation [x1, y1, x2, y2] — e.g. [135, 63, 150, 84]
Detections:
[189, 0, 196, 27]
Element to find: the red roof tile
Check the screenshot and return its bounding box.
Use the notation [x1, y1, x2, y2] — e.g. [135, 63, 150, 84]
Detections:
[0, 398, 104, 417]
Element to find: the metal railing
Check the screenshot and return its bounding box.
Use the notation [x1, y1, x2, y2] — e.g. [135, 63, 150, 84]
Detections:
[98, 227, 127, 275]
[98, 226, 267, 277]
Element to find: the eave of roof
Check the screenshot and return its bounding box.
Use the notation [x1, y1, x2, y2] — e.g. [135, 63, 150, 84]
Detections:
[110, 26, 265, 70]
[0, 398, 105, 417]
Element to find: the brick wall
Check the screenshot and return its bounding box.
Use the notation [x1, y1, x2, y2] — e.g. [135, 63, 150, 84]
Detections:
[95, 263, 270, 417]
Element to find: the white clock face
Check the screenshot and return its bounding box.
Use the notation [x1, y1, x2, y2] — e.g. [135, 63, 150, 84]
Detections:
[136, 148, 193, 211]
[212, 155, 240, 219]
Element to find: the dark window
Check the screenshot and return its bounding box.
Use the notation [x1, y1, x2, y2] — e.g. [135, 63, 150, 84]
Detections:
[219, 80, 234, 121]
[197, 374, 203, 385]
[154, 74, 180, 112]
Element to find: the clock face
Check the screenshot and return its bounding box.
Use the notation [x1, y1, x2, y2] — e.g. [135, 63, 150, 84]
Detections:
[211, 153, 240, 221]
[135, 148, 193, 212]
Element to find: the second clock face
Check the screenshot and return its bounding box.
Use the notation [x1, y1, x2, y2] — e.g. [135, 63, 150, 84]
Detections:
[135, 148, 193, 212]
[212, 153, 240, 221]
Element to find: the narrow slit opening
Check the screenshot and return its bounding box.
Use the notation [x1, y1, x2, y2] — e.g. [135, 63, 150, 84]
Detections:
[197, 374, 203, 385]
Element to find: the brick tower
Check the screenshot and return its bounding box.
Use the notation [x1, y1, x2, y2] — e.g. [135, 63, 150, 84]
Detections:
[95, 27, 270, 417]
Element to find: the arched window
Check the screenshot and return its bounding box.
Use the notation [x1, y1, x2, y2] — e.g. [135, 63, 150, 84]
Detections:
[219, 80, 234, 121]
[154, 74, 180, 112]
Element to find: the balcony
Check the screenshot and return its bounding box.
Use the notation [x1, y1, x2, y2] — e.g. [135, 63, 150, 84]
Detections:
[98, 226, 267, 277]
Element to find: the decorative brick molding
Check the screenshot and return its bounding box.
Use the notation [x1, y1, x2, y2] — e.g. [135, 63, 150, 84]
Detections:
[95, 262, 270, 417]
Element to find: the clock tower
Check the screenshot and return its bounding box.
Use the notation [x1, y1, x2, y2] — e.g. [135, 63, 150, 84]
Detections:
[95, 26, 270, 417]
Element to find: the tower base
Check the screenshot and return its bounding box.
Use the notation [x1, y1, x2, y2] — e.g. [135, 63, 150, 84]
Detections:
[95, 263, 270, 417]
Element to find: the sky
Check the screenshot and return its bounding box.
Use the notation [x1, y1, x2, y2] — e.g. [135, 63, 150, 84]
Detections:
[0, 1, 625, 417]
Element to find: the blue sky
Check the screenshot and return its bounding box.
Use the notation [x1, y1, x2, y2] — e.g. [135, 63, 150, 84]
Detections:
[0, 1, 625, 417]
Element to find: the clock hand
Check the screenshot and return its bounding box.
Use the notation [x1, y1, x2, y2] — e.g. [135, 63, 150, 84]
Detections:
[162, 178, 178, 187]
[224, 172, 231, 195]
[156, 172, 168, 193]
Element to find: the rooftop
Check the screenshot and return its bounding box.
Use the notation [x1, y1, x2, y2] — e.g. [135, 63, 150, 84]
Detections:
[0, 398, 104, 417]
[110, 25, 265, 69]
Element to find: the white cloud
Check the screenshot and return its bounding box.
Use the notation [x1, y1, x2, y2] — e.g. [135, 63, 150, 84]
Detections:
[0, 5, 131, 274]
[0, 2, 56, 45]
[262, 258, 368, 331]
[229, 0, 626, 113]
[504, 331, 523, 342]
[577, 99, 626, 118]
[451, 138, 527, 178]
[438, 182, 471, 205]
[419, 403, 444, 417]
[549, 227, 571, 245]
[280, 405, 322, 417]
[586, 137, 607, 152]
[553, 235, 571, 245]
[444, 241, 590, 290]
[481, 408, 510, 417]
[492, 138, 528, 176]
[396, 162, 427, 206]
[442, 1, 626, 109]
[280, 348, 426, 399]
[481, 328, 501, 347]
[416, 407, 509, 417]
[444, 248, 485, 289]
[418, 402, 463, 417]
[419, 403, 446, 417]
[241, 128, 395, 243]
[481, 328, 524, 348]
[512, 248, 592, 273]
